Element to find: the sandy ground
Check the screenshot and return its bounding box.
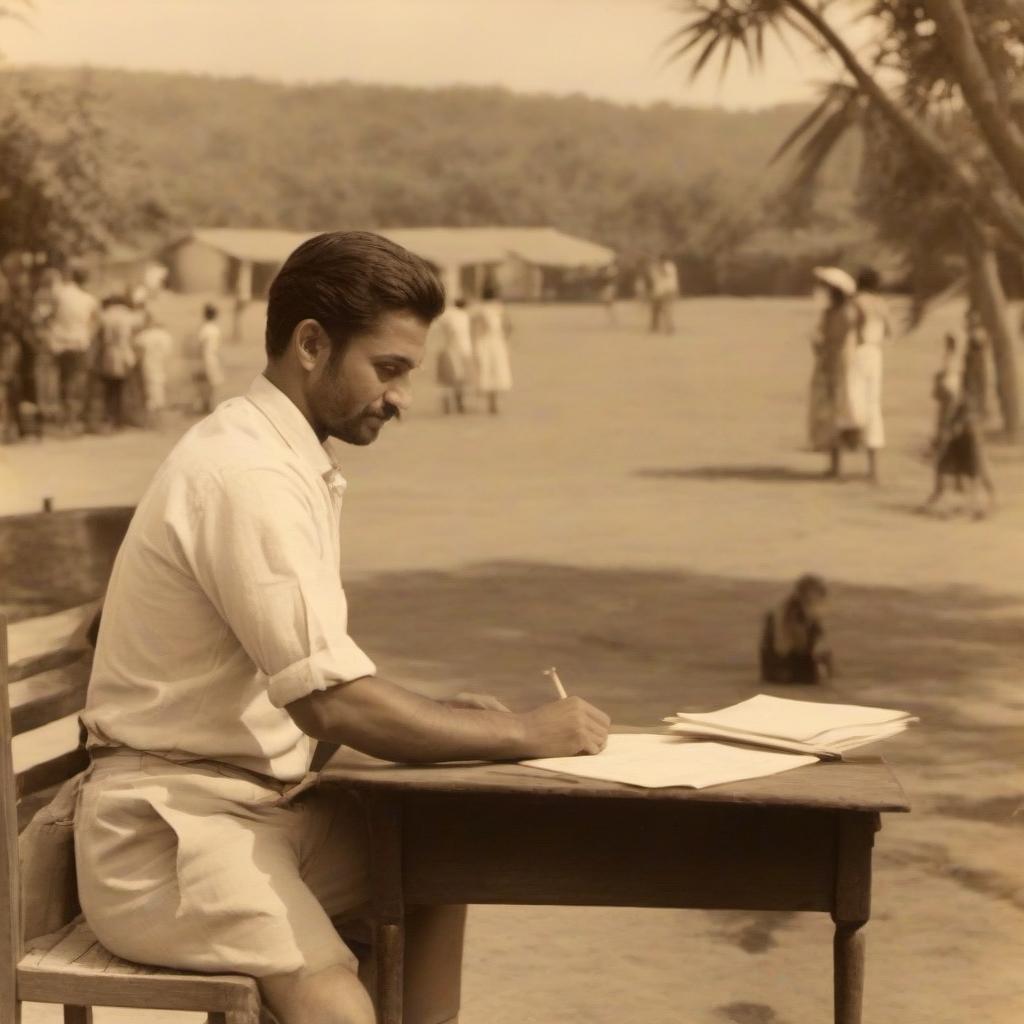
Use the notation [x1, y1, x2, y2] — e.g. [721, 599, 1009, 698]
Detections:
[4, 296, 1023, 1023]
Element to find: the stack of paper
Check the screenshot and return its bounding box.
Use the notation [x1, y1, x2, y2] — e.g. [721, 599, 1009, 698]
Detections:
[522, 734, 817, 789]
[664, 694, 917, 759]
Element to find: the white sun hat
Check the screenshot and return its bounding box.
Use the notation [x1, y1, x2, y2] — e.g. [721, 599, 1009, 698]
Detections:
[812, 266, 857, 296]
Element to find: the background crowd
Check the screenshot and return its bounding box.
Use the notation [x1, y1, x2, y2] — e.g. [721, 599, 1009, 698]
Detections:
[0, 256, 220, 442]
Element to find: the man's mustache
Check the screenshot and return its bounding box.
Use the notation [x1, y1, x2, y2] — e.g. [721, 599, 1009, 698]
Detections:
[378, 402, 401, 422]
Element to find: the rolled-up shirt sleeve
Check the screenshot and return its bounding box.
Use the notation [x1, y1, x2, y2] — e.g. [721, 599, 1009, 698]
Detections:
[176, 465, 376, 708]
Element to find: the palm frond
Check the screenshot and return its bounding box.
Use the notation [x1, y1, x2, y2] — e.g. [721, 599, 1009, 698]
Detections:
[690, 33, 725, 81]
[770, 86, 847, 164]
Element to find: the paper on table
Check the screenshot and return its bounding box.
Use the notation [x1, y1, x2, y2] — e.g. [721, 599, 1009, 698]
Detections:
[671, 694, 914, 744]
[521, 734, 817, 789]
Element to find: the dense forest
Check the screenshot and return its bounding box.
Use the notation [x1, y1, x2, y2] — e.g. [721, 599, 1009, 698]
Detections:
[1, 67, 876, 293]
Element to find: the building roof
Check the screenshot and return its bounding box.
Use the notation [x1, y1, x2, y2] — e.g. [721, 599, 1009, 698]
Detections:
[170, 226, 614, 269]
[176, 228, 316, 265]
[380, 227, 615, 269]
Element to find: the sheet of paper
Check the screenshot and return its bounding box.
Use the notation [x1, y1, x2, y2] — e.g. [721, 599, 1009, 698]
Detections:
[664, 721, 840, 757]
[672, 694, 913, 744]
[521, 734, 817, 789]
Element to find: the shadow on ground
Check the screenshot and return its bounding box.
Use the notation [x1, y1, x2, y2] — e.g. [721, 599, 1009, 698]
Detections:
[635, 465, 826, 483]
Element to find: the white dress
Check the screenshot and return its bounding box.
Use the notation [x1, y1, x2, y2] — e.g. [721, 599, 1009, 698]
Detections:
[472, 301, 512, 393]
[845, 305, 887, 450]
[436, 306, 473, 386]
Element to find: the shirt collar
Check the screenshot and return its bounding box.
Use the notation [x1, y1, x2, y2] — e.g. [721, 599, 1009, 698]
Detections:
[245, 374, 348, 494]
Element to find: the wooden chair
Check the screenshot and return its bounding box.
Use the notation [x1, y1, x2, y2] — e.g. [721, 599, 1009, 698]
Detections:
[1, 607, 263, 1023]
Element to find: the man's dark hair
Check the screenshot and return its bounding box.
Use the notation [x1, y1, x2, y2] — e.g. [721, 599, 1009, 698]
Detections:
[265, 231, 445, 358]
[71, 268, 88, 287]
[203, 303, 219, 320]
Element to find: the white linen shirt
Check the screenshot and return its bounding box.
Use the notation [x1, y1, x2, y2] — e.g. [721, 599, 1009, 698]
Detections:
[83, 374, 377, 781]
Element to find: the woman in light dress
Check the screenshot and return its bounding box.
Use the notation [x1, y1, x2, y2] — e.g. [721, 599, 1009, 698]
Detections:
[808, 266, 891, 481]
[435, 297, 473, 414]
[847, 267, 891, 483]
[471, 282, 512, 415]
[808, 266, 858, 476]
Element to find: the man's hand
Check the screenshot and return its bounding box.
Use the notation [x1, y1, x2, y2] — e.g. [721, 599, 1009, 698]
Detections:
[517, 696, 610, 758]
[443, 692, 511, 712]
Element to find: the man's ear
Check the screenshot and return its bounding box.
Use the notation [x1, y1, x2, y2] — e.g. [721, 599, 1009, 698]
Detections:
[294, 319, 327, 371]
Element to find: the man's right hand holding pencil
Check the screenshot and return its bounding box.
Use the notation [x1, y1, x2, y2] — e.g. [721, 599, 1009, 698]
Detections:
[517, 696, 611, 757]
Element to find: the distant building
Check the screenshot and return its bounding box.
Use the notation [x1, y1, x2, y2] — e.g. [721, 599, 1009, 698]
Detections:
[158, 226, 616, 303]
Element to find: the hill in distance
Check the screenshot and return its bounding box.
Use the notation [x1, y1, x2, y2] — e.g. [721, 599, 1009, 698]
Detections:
[2, 66, 859, 258]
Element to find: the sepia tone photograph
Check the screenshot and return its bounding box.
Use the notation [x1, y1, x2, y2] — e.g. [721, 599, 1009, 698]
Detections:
[0, 2, 1021, 1022]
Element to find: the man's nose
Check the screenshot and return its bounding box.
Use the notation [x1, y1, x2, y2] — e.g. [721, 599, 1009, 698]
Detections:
[386, 379, 413, 411]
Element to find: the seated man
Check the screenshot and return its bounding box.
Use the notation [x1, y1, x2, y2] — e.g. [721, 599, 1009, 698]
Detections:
[76, 231, 611, 1024]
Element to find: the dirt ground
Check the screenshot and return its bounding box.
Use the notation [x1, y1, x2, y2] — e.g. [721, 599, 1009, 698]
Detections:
[5, 296, 1023, 1023]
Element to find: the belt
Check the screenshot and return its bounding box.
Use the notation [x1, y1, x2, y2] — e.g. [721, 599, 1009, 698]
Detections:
[88, 746, 325, 807]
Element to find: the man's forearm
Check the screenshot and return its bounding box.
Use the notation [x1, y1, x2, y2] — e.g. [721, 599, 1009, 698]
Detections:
[288, 675, 528, 764]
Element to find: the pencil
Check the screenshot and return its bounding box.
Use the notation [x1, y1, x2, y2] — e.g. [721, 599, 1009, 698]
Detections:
[544, 667, 568, 700]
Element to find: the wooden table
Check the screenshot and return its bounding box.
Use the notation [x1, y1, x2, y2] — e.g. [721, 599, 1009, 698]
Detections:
[323, 751, 910, 1024]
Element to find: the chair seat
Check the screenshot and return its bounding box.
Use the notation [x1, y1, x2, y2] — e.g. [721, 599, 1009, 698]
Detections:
[18, 918, 261, 1017]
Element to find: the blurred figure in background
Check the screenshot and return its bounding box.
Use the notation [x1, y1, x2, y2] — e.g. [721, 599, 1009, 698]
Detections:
[472, 282, 513, 415]
[647, 253, 679, 334]
[32, 267, 63, 427]
[599, 261, 618, 325]
[922, 391, 996, 519]
[0, 261, 21, 443]
[192, 302, 223, 413]
[923, 309, 996, 519]
[962, 307, 990, 422]
[808, 266, 857, 478]
[849, 266, 892, 484]
[930, 331, 964, 454]
[133, 312, 174, 429]
[49, 267, 100, 433]
[435, 297, 473, 414]
[97, 294, 139, 430]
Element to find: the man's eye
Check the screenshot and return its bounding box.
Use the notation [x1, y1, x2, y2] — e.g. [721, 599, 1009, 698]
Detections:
[376, 364, 399, 380]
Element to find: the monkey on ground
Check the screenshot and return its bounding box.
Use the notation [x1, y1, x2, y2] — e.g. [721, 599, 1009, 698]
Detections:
[759, 574, 834, 685]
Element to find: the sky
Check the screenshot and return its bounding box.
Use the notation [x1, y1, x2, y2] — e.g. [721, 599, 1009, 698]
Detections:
[0, 0, 849, 109]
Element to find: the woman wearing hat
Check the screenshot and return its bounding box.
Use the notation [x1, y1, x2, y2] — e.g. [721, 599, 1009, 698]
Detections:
[808, 266, 858, 477]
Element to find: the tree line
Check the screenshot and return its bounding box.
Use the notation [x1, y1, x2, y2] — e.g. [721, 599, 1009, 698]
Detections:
[0, 66, 871, 295]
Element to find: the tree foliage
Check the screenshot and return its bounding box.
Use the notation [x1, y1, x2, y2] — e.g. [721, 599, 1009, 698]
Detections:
[0, 77, 170, 262]
[668, 0, 1024, 248]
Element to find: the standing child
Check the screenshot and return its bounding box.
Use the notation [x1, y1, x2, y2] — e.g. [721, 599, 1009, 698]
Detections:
[921, 392, 996, 519]
[134, 313, 174, 429]
[193, 303, 223, 413]
[471, 283, 513, 415]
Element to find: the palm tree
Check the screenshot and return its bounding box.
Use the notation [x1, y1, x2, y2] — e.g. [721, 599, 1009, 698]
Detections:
[666, 0, 1023, 434]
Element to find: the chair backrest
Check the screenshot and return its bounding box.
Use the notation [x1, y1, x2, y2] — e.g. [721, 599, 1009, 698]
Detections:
[0, 605, 100, 984]
[0, 506, 134, 619]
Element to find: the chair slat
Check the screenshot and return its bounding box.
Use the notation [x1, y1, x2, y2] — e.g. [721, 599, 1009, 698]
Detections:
[9, 647, 90, 686]
[71, 942, 115, 972]
[7, 603, 98, 684]
[17, 749, 89, 800]
[10, 660, 90, 736]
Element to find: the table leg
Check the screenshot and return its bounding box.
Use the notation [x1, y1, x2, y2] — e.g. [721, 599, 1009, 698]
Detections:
[833, 920, 866, 1024]
[365, 794, 405, 1024]
[831, 812, 878, 1024]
